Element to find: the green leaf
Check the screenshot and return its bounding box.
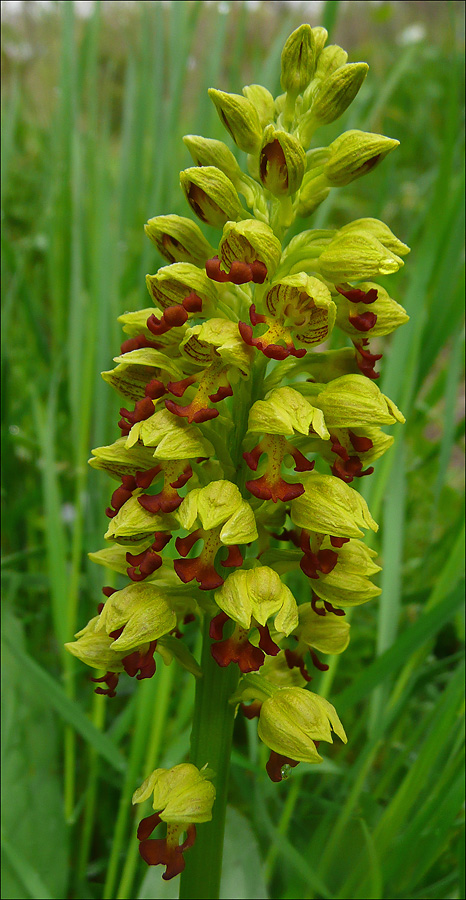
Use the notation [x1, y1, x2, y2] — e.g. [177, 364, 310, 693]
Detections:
[1, 609, 69, 899]
[335, 582, 464, 712]
[2, 624, 126, 774]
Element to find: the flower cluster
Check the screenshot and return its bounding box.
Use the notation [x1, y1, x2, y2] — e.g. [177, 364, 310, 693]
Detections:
[66, 24, 408, 878]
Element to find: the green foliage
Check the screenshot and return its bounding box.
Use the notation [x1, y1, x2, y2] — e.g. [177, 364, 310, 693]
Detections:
[1, 1, 464, 899]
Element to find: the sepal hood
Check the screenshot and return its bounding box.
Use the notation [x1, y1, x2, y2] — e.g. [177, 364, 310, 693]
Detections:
[214, 566, 299, 634]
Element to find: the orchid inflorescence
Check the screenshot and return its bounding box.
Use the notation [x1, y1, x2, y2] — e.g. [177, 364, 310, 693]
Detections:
[66, 24, 408, 881]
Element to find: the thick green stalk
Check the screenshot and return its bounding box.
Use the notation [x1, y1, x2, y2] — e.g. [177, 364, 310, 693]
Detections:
[179, 615, 239, 899]
[178, 351, 268, 899]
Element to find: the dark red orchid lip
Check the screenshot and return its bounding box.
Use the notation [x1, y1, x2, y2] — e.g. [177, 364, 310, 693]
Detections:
[206, 255, 267, 285]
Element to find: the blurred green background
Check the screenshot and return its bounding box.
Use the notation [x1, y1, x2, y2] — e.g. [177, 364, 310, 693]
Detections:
[1, 1, 465, 899]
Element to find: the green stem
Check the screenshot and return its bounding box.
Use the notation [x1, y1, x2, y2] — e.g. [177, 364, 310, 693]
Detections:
[180, 333, 268, 898]
[179, 616, 239, 899]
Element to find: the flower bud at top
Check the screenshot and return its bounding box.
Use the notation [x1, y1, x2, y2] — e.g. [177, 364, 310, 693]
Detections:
[183, 135, 241, 183]
[298, 63, 368, 147]
[324, 130, 400, 187]
[314, 44, 348, 81]
[338, 218, 410, 256]
[311, 26, 328, 60]
[145, 215, 215, 266]
[313, 62, 368, 122]
[180, 166, 245, 229]
[280, 24, 316, 98]
[316, 232, 404, 282]
[208, 89, 262, 154]
[242, 84, 275, 128]
[259, 125, 306, 197]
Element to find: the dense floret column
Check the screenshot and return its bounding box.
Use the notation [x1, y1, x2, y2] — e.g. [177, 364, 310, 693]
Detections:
[65, 24, 409, 900]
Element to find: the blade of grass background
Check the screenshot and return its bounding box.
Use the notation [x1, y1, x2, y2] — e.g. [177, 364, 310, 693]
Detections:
[76, 691, 107, 882]
[321, 0, 340, 40]
[1, 836, 54, 900]
[260, 18, 304, 97]
[385, 754, 465, 891]
[369, 649, 464, 802]
[410, 873, 461, 900]
[264, 776, 302, 883]
[0, 73, 20, 195]
[390, 523, 465, 706]
[70, 2, 115, 876]
[368, 436, 406, 734]
[2, 628, 126, 773]
[139, 0, 166, 272]
[32, 383, 69, 649]
[256, 790, 333, 900]
[64, 72, 87, 832]
[313, 659, 462, 898]
[190, 0, 232, 141]
[416, 188, 465, 388]
[339, 664, 465, 898]
[353, 818, 383, 900]
[46, 0, 76, 352]
[225, 1, 249, 99]
[335, 581, 464, 713]
[301, 647, 463, 893]
[432, 324, 465, 508]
